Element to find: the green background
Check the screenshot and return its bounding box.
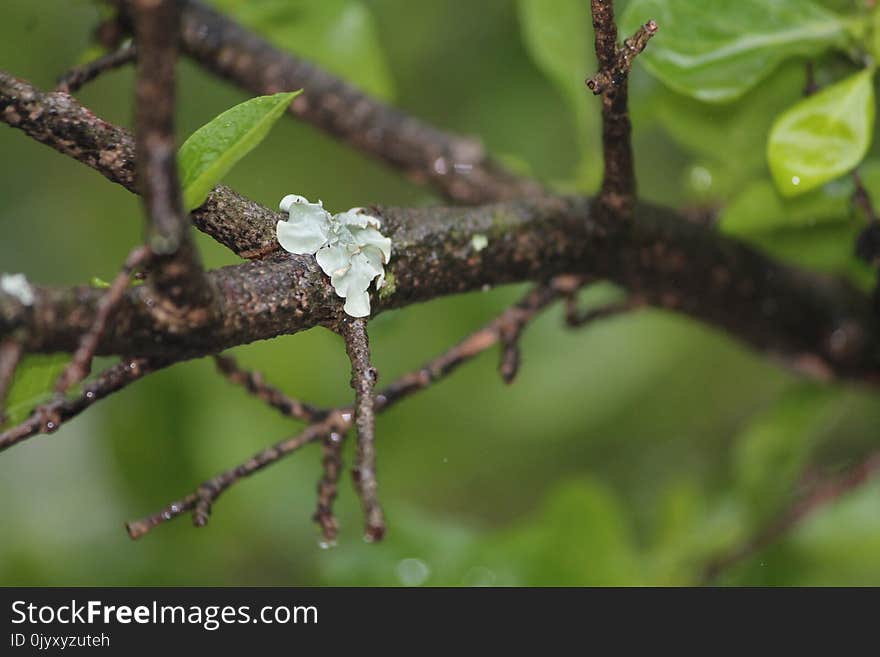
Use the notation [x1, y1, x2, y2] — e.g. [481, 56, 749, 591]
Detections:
[1, 0, 879, 586]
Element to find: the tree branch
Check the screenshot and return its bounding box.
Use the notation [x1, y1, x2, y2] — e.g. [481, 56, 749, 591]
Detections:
[213, 354, 326, 423]
[132, 0, 216, 329]
[587, 1, 657, 216]
[702, 451, 880, 583]
[0, 357, 169, 452]
[56, 42, 137, 94]
[110, 0, 544, 205]
[125, 282, 571, 538]
[339, 317, 384, 541]
[0, 339, 23, 424]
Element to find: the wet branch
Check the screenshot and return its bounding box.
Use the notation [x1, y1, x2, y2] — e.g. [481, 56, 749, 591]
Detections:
[339, 318, 384, 541]
[0, 357, 168, 453]
[586, 0, 657, 216]
[56, 42, 137, 94]
[702, 451, 880, 583]
[125, 282, 587, 538]
[112, 0, 543, 206]
[132, 0, 216, 329]
[53, 245, 152, 395]
[213, 354, 327, 424]
[0, 340, 23, 424]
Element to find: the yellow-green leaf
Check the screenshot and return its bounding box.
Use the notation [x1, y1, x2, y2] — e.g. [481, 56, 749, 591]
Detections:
[178, 90, 300, 211]
[767, 68, 875, 197]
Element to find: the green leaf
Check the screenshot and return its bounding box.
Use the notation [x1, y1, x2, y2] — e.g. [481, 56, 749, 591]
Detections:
[718, 170, 877, 289]
[489, 480, 643, 585]
[654, 63, 804, 175]
[2, 354, 69, 427]
[516, 0, 600, 189]
[210, 0, 395, 100]
[768, 68, 875, 197]
[621, 0, 849, 102]
[178, 90, 300, 210]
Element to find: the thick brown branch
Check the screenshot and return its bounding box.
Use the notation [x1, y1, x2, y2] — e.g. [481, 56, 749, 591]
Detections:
[3, 72, 880, 385]
[213, 354, 326, 423]
[132, 0, 216, 328]
[120, 0, 543, 205]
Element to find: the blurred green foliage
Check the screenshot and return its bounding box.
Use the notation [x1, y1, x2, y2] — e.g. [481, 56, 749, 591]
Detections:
[1, 0, 879, 586]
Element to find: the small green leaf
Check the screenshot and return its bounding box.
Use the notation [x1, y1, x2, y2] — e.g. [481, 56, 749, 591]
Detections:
[768, 68, 875, 197]
[2, 354, 69, 427]
[621, 0, 848, 102]
[178, 90, 300, 210]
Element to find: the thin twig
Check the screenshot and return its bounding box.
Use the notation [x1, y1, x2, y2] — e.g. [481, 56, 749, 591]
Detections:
[126, 281, 603, 539]
[586, 0, 657, 216]
[54, 246, 151, 395]
[0, 340, 23, 424]
[0, 357, 167, 453]
[314, 429, 347, 544]
[213, 354, 326, 423]
[564, 295, 643, 327]
[126, 413, 346, 538]
[702, 451, 880, 583]
[340, 317, 384, 541]
[56, 42, 137, 94]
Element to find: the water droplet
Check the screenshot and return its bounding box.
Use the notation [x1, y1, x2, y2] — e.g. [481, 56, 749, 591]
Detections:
[170, 504, 180, 513]
[396, 558, 431, 586]
[687, 165, 712, 193]
[461, 566, 497, 587]
[318, 539, 337, 550]
[85, 391, 95, 400]
[341, 412, 352, 422]
[791, 175, 801, 186]
[161, 511, 172, 520]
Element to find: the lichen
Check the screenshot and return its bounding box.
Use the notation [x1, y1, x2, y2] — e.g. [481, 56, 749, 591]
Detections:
[1, 273, 34, 306]
[471, 234, 488, 252]
[276, 195, 391, 317]
[378, 271, 397, 300]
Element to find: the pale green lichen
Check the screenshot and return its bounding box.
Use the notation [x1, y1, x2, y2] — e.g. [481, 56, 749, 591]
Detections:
[1, 273, 34, 306]
[378, 271, 397, 300]
[470, 234, 488, 252]
[276, 195, 391, 317]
